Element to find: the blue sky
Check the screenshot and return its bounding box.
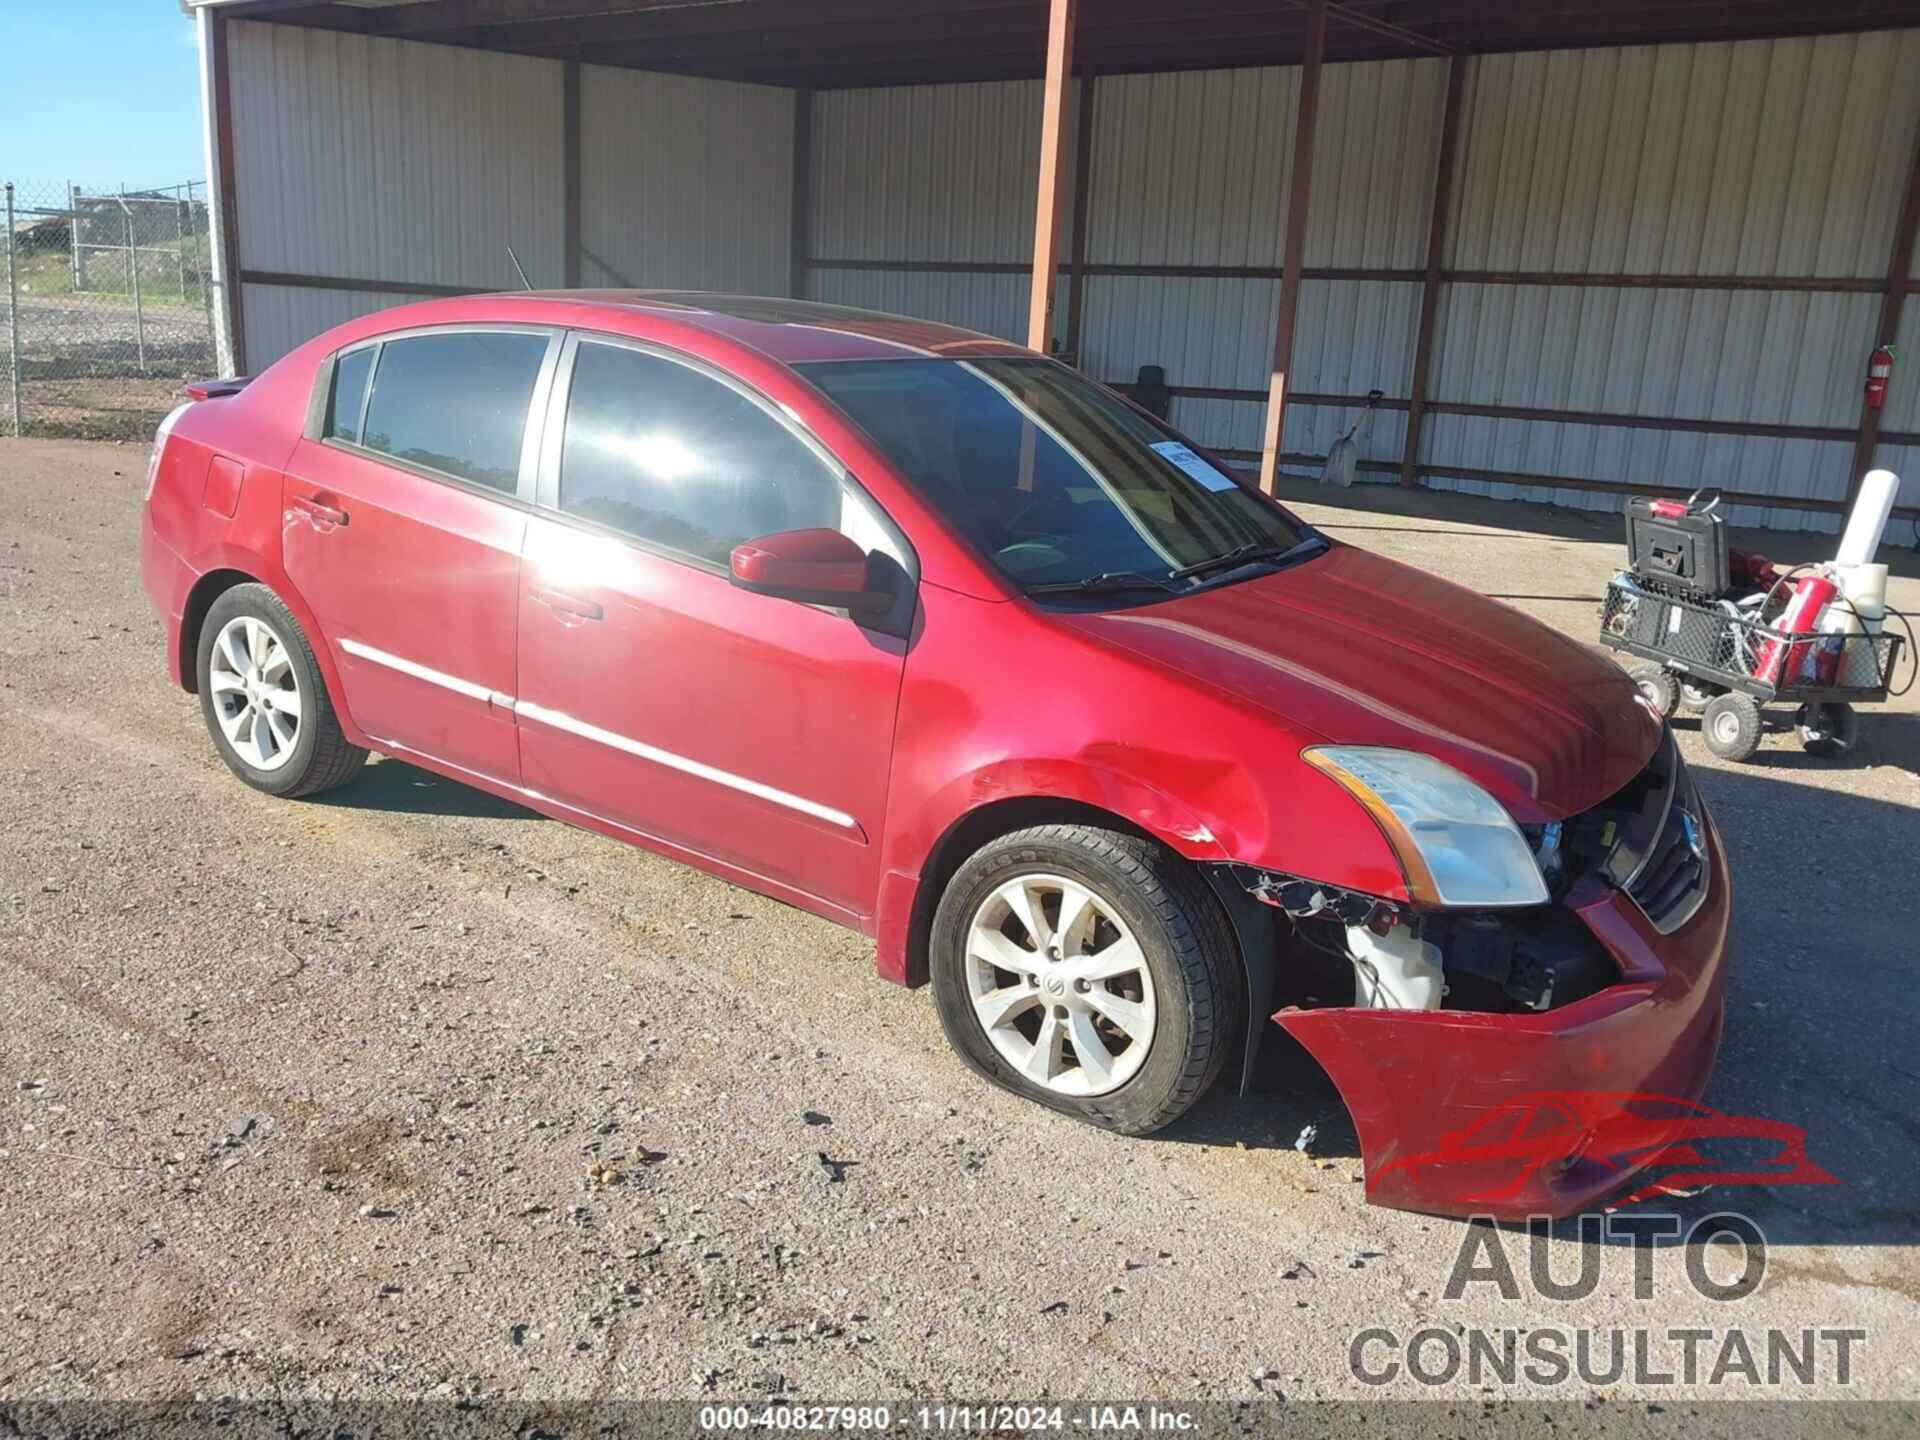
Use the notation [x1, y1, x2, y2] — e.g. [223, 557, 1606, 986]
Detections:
[1, 1, 206, 190]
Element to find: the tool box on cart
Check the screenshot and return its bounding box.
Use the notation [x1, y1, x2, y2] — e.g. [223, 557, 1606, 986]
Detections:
[1624, 495, 1730, 599]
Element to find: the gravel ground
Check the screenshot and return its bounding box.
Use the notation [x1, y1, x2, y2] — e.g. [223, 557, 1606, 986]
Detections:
[1, 440, 1916, 1418]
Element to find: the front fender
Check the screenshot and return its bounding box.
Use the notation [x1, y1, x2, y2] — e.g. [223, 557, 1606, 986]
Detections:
[871, 756, 1232, 987]
[923, 756, 1237, 863]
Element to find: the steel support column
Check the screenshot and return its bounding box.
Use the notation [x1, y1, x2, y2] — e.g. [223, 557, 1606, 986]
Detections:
[205, 8, 247, 373]
[1400, 53, 1467, 488]
[1846, 118, 1920, 511]
[791, 88, 813, 300]
[563, 59, 582, 288]
[1257, 0, 1326, 494]
[1026, 0, 1077, 353]
[1063, 71, 1097, 364]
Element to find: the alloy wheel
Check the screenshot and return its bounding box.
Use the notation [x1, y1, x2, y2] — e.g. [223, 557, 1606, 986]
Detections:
[964, 872, 1157, 1097]
[207, 615, 304, 771]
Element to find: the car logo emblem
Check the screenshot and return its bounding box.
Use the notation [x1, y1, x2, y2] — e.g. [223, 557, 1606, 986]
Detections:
[1680, 809, 1704, 862]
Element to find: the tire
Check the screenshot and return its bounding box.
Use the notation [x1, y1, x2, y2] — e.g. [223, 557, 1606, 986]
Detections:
[196, 583, 367, 798]
[1629, 664, 1679, 719]
[1795, 701, 1858, 759]
[929, 824, 1240, 1136]
[1679, 680, 1719, 712]
[1701, 691, 1764, 762]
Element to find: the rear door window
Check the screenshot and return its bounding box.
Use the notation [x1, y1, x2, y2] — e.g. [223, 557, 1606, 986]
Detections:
[356, 331, 550, 494]
[554, 340, 847, 566]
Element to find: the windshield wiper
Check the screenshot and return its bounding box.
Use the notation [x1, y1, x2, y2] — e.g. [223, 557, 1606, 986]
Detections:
[1169, 536, 1327, 583]
[1026, 570, 1182, 597]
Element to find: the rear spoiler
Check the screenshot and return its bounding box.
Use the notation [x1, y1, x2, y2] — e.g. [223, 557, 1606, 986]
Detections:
[184, 376, 253, 401]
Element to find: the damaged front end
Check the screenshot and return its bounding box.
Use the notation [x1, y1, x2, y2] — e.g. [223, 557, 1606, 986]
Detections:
[1218, 728, 1730, 1218]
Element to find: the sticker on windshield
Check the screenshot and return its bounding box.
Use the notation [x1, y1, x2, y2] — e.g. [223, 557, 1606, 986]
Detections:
[1150, 440, 1238, 492]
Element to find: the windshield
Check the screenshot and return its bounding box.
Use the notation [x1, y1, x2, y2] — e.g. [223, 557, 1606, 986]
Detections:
[797, 358, 1322, 602]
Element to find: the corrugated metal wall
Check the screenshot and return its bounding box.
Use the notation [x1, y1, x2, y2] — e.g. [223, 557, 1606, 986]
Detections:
[227, 21, 796, 367]
[222, 17, 1920, 538]
[1426, 31, 1920, 535]
[802, 31, 1920, 539]
[1079, 59, 1444, 466]
[807, 79, 1072, 341]
[228, 19, 566, 364]
[581, 66, 794, 294]
[804, 58, 1446, 476]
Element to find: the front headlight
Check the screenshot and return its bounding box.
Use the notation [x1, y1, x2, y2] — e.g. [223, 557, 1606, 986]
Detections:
[1303, 747, 1549, 908]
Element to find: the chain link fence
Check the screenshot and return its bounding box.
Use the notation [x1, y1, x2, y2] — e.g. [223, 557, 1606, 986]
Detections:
[3, 179, 218, 439]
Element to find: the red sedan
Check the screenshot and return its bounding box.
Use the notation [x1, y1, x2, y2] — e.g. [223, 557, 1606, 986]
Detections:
[140, 293, 1729, 1216]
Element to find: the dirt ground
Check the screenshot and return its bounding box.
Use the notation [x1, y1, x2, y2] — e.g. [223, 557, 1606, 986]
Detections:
[2, 439, 1916, 1423]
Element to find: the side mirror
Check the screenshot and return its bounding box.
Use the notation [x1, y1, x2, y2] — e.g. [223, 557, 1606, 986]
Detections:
[729, 528, 890, 613]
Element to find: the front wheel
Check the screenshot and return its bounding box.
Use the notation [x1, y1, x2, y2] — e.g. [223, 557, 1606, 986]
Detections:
[929, 824, 1239, 1136]
[196, 583, 367, 797]
[1701, 691, 1764, 762]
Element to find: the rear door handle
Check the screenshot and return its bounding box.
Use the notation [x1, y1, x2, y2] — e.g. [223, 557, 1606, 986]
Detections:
[530, 587, 604, 624]
[289, 494, 350, 529]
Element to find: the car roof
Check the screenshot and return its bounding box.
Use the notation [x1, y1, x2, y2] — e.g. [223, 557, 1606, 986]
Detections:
[511, 290, 1032, 364]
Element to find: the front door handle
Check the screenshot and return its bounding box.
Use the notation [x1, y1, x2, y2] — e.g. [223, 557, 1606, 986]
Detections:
[289, 494, 350, 530]
[530, 587, 604, 624]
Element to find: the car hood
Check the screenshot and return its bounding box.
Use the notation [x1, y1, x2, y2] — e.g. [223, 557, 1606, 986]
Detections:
[1061, 543, 1660, 822]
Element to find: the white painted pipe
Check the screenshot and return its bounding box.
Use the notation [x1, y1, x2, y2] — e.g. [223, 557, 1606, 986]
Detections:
[1836, 469, 1901, 566]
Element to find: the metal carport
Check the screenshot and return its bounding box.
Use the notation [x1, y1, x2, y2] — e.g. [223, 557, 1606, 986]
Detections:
[185, 0, 1920, 539]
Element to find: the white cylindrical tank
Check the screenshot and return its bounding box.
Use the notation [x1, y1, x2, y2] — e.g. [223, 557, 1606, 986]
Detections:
[1833, 562, 1890, 687]
[1836, 469, 1901, 566]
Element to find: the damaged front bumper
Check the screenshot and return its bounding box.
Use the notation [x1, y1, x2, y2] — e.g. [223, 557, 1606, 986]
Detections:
[1273, 807, 1730, 1219]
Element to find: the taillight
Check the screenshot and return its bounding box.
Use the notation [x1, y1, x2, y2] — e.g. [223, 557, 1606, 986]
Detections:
[146, 401, 192, 501]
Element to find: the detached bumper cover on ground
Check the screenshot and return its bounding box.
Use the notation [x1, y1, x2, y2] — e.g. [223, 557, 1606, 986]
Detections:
[1275, 811, 1731, 1220]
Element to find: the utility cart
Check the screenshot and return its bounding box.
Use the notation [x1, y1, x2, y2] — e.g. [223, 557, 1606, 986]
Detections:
[1598, 487, 1910, 762]
[1599, 574, 1904, 761]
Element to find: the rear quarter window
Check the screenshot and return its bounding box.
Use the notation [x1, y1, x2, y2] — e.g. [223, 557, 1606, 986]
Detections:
[325, 346, 375, 446]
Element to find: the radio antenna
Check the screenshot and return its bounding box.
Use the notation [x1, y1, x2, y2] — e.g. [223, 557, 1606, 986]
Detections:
[506, 244, 532, 291]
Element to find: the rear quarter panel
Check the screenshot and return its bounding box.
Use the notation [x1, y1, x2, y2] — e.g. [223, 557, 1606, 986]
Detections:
[144, 354, 371, 747]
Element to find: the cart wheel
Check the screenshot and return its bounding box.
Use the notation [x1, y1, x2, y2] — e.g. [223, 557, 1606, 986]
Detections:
[1679, 680, 1719, 712]
[1702, 693, 1764, 762]
[1795, 702, 1858, 760]
[1629, 665, 1679, 719]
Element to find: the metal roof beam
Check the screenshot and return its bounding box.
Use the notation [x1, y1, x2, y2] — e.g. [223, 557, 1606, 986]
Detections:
[546, 7, 1337, 68]
[1301, 0, 1452, 55]
[360, 0, 753, 37]
[435, 0, 1315, 56]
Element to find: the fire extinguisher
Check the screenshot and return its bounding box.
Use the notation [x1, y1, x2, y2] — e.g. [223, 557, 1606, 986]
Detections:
[1751, 571, 1838, 685]
[1864, 344, 1895, 410]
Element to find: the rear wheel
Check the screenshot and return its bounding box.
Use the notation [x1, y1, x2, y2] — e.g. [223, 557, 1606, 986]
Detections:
[196, 584, 367, 797]
[1795, 701, 1858, 759]
[1701, 692, 1763, 762]
[930, 824, 1238, 1136]
[1629, 664, 1679, 719]
[1679, 680, 1719, 712]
